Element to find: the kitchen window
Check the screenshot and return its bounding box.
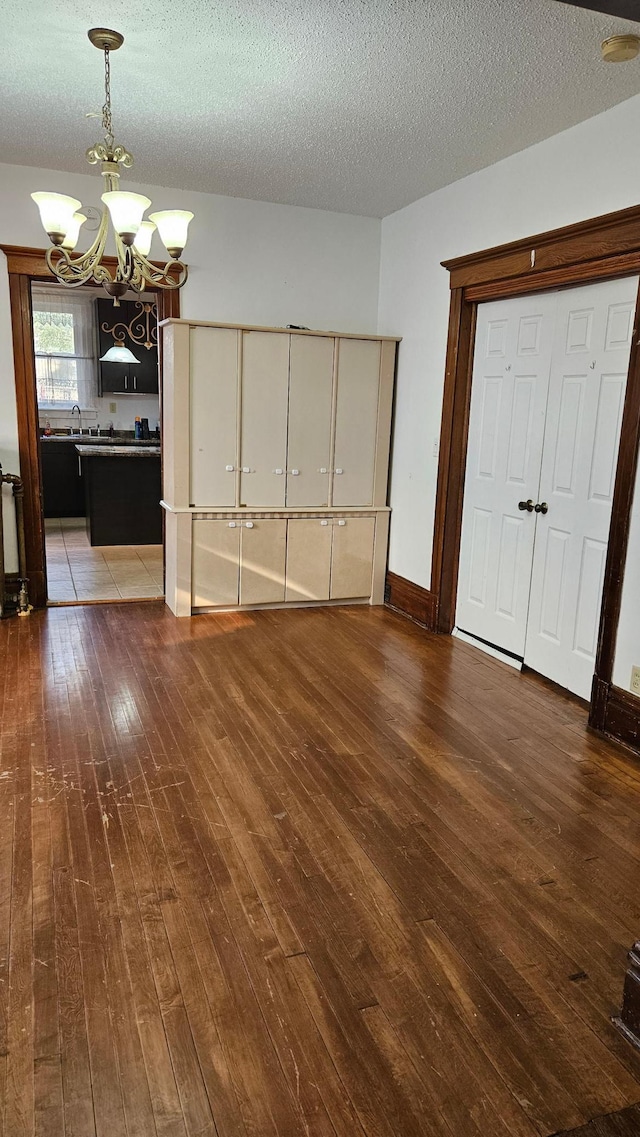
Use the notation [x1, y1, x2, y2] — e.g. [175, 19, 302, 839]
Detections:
[32, 284, 98, 409]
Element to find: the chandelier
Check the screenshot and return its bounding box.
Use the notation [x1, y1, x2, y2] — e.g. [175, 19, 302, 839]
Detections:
[31, 28, 193, 303]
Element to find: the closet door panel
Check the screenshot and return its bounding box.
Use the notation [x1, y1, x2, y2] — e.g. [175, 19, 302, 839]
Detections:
[330, 517, 375, 599]
[286, 335, 334, 507]
[192, 520, 240, 608]
[240, 331, 289, 507]
[190, 327, 239, 507]
[285, 519, 332, 602]
[333, 339, 380, 507]
[455, 293, 557, 656]
[524, 275, 638, 699]
[240, 519, 287, 605]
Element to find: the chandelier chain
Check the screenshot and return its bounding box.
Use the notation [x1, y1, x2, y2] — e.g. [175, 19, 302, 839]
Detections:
[102, 48, 114, 149]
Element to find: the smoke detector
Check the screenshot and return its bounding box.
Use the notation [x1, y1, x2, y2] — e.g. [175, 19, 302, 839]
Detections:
[601, 35, 640, 63]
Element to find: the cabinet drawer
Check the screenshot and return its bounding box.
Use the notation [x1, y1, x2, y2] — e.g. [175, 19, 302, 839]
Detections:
[330, 516, 375, 599]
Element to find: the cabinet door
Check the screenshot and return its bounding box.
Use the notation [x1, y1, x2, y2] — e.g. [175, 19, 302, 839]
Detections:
[99, 362, 131, 394]
[192, 520, 240, 608]
[286, 335, 334, 507]
[330, 516, 375, 599]
[133, 346, 159, 394]
[240, 332, 289, 507]
[190, 327, 239, 507]
[332, 339, 381, 507]
[285, 518, 332, 602]
[240, 519, 287, 605]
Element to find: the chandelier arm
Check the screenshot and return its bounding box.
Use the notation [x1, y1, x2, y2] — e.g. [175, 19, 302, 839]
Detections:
[46, 207, 113, 288]
[133, 250, 189, 290]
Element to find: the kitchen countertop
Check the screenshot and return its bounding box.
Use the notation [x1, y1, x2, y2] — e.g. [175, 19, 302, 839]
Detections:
[42, 434, 159, 445]
[75, 445, 161, 458]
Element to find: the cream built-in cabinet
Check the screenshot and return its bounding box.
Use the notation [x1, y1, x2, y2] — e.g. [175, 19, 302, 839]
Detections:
[161, 318, 399, 616]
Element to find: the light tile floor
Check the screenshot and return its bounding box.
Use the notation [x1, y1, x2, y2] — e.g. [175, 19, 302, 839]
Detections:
[45, 518, 164, 603]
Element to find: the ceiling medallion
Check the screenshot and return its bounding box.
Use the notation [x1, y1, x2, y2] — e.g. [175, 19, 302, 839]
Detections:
[31, 28, 193, 303]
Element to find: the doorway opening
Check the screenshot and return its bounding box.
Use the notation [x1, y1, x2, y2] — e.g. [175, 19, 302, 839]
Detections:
[34, 282, 163, 604]
[4, 244, 180, 611]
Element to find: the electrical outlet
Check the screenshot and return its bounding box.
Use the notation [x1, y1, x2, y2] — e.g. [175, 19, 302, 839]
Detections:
[109, 402, 117, 413]
[631, 666, 640, 695]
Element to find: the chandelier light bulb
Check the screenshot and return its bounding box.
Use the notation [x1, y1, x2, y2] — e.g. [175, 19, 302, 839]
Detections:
[31, 192, 82, 246]
[133, 220, 156, 257]
[148, 210, 194, 258]
[101, 191, 152, 245]
[61, 212, 88, 251]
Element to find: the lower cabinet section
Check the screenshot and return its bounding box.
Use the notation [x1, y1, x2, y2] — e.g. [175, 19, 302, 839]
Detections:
[192, 518, 287, 607]
[183, 512, 385, 613]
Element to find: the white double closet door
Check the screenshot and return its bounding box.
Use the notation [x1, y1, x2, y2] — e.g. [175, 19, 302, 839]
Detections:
[456, 275, 637, 699]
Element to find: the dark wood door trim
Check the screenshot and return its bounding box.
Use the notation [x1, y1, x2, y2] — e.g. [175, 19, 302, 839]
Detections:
[3, 245, 180, 608]
[435, 205, 640, 744]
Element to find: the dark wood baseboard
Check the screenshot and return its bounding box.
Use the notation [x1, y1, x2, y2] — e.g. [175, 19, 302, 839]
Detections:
[385, 571, 437, 631]
[613, 942, 640, 1055]
[589, 682, 640, 754]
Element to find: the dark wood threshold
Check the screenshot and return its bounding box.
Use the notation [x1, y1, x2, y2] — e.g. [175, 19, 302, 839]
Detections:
[385, 571, 437, 631]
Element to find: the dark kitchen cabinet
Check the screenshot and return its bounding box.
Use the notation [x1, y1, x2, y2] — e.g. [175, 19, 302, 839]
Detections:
[96, 298, 159, 395]
[40, 441, 84, 518]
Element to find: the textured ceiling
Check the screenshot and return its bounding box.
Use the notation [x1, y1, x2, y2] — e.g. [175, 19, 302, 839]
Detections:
[1, 0, 640, 217]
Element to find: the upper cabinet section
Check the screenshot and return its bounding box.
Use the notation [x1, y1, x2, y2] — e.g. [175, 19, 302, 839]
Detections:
[161, 320, 399, 511]
[97, 298, 159, 395]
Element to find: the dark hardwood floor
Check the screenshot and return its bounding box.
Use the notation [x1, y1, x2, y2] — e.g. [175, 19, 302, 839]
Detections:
[1, 602, 640, 1136]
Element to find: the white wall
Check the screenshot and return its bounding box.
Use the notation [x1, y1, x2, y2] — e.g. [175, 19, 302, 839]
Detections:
[0, 160, 381, 570]
[378, 92, 640, 594]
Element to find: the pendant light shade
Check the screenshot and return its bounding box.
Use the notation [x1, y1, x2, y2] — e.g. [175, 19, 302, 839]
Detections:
[61, 212, 87, 251]
[148, 210, 194, 258]
[133, 220, 156, 257]
[31, 192, 82, 245]
[100, 343, 141, 364]
[101, 191, 152, 245]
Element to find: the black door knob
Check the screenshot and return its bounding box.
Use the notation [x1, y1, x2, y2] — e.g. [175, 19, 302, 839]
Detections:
[518, 499, 534, 512]
[535, 502, 548, 514]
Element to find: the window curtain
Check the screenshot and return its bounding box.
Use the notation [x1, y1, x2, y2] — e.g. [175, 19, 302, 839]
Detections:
[32, 284, 98, 409]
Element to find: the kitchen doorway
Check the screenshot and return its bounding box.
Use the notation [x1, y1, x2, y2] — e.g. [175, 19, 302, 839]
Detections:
[34, 282, 163, 604]
[4, 244, 180, 609]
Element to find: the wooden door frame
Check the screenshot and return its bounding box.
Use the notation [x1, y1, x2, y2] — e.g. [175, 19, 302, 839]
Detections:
[2, 245, 181, 609]
[431, 203, 640, 750]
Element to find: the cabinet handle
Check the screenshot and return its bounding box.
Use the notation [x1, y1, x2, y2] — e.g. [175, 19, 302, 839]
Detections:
[244, 521, 254, 529]
[133, 376, 137, 391]
[228, 521, 237, 528]
[338, 519, 346, 526]
[320, 520, 329, 526]
[124, 375, 128, 390]
[335, 468, 344, 475]
[242, 466, 251, 473]
[290, 469, 300, 476]
[273, 468, 284, 475]
[225, 465, 235, 471]
[319, 467, 328, 474]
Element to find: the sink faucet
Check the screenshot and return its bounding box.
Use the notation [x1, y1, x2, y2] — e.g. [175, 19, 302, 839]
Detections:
[71, 404, 82, 434]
